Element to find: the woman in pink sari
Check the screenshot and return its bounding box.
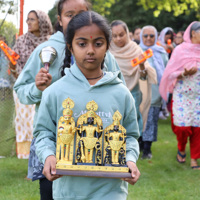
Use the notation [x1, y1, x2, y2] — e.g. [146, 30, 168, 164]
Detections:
[159, 21, 200, 169]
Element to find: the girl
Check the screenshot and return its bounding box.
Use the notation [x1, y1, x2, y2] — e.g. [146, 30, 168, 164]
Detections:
[158, 27, 175, 119]
[13, 1, 91, 199]
[14, 0, 124, 198]
[174, 31, 184, 46]
[158, 27, 175, 58]
[34, 11, 140, 200]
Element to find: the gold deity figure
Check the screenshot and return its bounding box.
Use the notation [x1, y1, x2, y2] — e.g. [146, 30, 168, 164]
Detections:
[56, 97, 76, 164]
[76, 100, 103, 165]
[104, 111, 126, 166]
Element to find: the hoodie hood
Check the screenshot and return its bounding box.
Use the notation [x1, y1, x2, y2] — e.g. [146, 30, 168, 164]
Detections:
[48, 31, 65, 44]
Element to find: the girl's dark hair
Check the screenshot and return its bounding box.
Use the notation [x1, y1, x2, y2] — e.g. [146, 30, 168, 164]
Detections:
[57, 0, 92, 32]
[190, 22, 200, 38]
[60, 11, 111, 77]
[165, 30, 174, 41]
[54, 20, 63, 32]
[110, 20, 127, 33]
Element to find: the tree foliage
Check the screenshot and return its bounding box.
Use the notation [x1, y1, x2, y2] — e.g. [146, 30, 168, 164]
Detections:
[48, 0, 116, 27]
[0, 20, 18, 46]
[0, 0, 15, 14]
[48, 1, 58, 28]
[137, 0, 200, 19]
[47, 0, 198, 33]
[0, 0, 17, 32]
[90, 0, 115, 16]
[105, 0, 197, 32]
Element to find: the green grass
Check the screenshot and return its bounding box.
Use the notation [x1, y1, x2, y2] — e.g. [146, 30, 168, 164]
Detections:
[0, 88, 15, 156]
[128, 118, 199, 200]
[0, 158, 39, 200]
[0, 117, 199, 200]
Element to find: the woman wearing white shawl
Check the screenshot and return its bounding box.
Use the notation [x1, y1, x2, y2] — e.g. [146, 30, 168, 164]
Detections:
[109, 20, 157, 136]
[158, 27, 175, 58]
[140, 25, 168, 159]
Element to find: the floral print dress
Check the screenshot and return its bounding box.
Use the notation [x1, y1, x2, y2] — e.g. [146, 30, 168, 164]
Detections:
[173, 63, 200, 127]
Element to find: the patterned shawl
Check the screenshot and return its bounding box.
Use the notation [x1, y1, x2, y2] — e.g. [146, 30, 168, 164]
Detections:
[13, 10, 53, 75]
[109, 22, 157, 130]
[159, 21, 200, 101]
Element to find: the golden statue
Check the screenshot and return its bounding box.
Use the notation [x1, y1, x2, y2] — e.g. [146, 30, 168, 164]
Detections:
[104, 111, 126, 166]
[56, 97, 76, 164]
[56, 102, 130, 177]
[76, 100, 103, 165]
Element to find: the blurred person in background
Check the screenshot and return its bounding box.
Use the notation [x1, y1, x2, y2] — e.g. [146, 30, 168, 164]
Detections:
[129, 30, 134, 40]
[158, 27, 175, 58]
[132, 26, 141, 44]
[174, 31, 184, 46]
[110, 20, 157, 143]
[140, 25, 168, 159]
[0, 35, 13, 89]
[157, 27, 175, 120]
[10, 10, 52, 161]
[160, 22, 200, 170]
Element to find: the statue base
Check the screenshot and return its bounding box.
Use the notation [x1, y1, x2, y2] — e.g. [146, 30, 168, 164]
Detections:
[56, 164, 131, 178]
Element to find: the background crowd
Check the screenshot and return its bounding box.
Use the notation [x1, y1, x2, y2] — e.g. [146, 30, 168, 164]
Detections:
[0, 0, 200, 199]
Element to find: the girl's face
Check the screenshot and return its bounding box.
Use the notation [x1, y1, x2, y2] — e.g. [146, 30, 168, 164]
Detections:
[58, 0, 87, 33]
[26, 12, 40, 36]
[142, 28, 155, 47]
[164, 34, 172, 43]
[112, 25, 127, 48]
[70, 23, 107, 77]
[174, 32, 183, 45]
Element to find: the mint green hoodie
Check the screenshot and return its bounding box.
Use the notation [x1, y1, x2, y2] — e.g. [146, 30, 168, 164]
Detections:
[34, 63, 139, 200]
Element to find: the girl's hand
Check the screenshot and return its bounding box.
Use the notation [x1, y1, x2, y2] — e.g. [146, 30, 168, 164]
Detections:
[35, 68, 52, 91]
[122, 161, 140, 185]
[43, 155, 62, 182]
[166, 44, 174, 51]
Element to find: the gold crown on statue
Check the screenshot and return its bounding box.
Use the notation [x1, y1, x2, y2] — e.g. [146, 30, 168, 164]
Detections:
[86, 100, 98, 118]
[62, 97, 75, 117]
[112, 110, 122, 126]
